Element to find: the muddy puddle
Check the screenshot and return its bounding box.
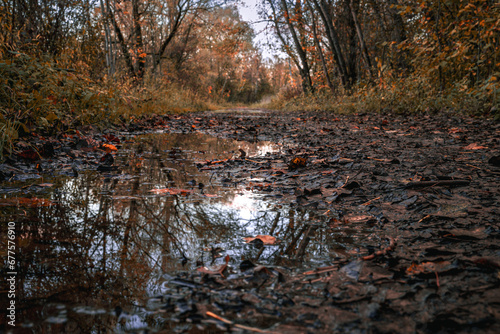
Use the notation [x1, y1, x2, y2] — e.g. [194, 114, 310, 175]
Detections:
[0, 132, 379, 333]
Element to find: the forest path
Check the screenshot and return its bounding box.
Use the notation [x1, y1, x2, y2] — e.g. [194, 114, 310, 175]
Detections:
[1, 110, 499, 333]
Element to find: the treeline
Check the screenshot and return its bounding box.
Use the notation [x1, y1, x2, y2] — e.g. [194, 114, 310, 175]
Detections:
[264, 0, 499, 114]
[0, 0, 289, 158]
[0, 0, 277, 103]
[0, 0, 498, 145]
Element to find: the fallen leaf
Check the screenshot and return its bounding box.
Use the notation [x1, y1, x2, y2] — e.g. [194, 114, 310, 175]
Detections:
[289, 156, 308, 169]
[17, 148, 40, 161]
[101, 143, 118, 152]
[150, 188, 193, 196]
[243, 235, 277, 245]
[103, 134, 120, 143]
[464, 143, 487, 150]
[0, 198, 55, 207]
[406, 261, 452, 275]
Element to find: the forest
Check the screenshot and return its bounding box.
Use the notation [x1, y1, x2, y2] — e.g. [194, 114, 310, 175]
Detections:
[0, 0, 499, 155]
[0, 1, 499, 333]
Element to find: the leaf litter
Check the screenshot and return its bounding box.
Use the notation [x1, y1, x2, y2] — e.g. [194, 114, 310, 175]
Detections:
[0, 110, 499, 333]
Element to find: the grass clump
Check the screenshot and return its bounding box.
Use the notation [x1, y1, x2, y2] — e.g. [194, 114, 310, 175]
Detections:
[0, 53, 215, 161]
[267, 73, 499, 118]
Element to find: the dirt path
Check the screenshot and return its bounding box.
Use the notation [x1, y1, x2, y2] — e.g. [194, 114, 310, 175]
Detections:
[162, 109, 500, 333]
[1, 109, 499, 333]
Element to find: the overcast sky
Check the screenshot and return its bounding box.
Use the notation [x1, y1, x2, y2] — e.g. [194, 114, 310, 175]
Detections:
[237, 0, 282, 60]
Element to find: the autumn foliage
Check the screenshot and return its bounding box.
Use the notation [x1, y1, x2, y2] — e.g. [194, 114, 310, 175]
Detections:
[0, 0, 498, 160]
[265, 0, 499, 115]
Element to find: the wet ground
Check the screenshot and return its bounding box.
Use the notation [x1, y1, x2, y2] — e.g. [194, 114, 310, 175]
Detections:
[1, 109, 499, 333]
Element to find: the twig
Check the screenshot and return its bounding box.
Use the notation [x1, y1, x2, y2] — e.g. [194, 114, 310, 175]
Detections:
[206, 311, 278, 333]
[417, 215, 431, 224]
[361, 196, 381, 206]
[362, 237, 396, 261]
[340, 175, 350, 188]
[301, 265, 338, 276]
[366, 157, 387, 162]
[405, 180, 470, 189]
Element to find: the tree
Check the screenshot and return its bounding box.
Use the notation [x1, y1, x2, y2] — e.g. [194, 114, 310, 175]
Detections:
[265, 0, 314, 93]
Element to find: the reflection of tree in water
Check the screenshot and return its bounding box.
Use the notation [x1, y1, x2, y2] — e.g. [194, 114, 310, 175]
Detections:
[0, 132, 362, 331]
[0, 132, 273, 331]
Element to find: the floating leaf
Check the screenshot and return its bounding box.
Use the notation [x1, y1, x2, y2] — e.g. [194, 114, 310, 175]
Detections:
[243, 235, 277, 245]
[0, 197, 55, 207]
[150, 188, 193, 196]
[101, 143, 118, 152]
[197, 255, 230, 277]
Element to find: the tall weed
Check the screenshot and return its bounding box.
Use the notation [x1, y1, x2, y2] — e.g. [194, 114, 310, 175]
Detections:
[266, 73, 499, 117]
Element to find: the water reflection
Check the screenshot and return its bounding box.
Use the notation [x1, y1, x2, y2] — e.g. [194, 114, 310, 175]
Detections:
[0, 133, 364, 333]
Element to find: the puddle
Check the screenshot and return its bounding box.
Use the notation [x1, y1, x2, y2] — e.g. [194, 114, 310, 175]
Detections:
[0, 132, 376, 332]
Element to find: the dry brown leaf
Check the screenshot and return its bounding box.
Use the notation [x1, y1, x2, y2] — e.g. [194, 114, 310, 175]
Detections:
[150, 188, 193, 196]
[197, 255, 230, 277]
[464, 143, 488, 150]
[0, 197, 55, 207]
[406, 261, 451, 275]
[243, 235, 277, 245]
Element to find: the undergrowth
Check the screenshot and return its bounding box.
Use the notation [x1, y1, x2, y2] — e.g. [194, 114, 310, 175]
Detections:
[267, 74, 499, 117]
[0, 53, 214, 160]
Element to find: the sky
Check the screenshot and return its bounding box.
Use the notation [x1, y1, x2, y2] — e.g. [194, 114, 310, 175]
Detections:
[237, 0, 281, 60]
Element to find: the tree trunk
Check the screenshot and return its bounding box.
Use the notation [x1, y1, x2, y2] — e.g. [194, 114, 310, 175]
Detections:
[344, 0, 357, 85]
[99, 0, 114, 75]
[106, 0, 136, 77]
[132, 0, 144, 81]
[267, 0, 302, 74]
[348, 0, 373, 80]
[312, 0, 350, 89]
[308, 0, 336, 94]
[387, 0, 408, 71]
[153, 5, 187, 69]
[281, 0, 314, 93]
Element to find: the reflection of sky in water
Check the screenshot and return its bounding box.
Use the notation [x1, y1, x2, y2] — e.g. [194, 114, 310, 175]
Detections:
[2, 132, 362, 332]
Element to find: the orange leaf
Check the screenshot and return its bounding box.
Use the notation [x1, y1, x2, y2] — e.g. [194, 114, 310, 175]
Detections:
[0, 198, 55, 207]
[289, 156, 308, 169]
[406, 261, 451, 275]
[150, 188, 193, 196]
[101, 143, 118, 152]
[243, 235, 277, 245]
[464, 143, 487, 150]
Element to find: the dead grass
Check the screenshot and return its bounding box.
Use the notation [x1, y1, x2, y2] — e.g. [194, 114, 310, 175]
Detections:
[265, 74, 499, 117]
[0, 54, 219, 160]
